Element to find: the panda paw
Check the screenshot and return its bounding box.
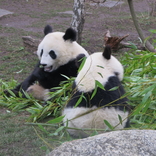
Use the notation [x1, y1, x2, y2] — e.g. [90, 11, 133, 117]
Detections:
[3, 89, 19, 97]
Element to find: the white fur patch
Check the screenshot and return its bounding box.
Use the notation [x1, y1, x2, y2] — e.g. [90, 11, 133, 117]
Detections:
[62, 107, 129, 137]
[37, 32, 89, 71]
[76, 52, 124, 92]
[26, 84, 49, 101]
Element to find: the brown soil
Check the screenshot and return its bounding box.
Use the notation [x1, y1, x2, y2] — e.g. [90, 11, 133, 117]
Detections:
[0, 0, 156, 53]
[1, 1, 156, 80]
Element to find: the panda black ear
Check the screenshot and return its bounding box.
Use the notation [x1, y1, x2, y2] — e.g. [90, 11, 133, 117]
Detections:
[44, 25, 53, 36]
[103, 45, 111, 60]
[63, 28, 77, 42]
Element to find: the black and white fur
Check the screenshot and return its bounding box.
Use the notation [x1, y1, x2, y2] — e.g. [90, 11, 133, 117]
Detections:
[62, 46, 129, 138]
[6, 25, 89, 100]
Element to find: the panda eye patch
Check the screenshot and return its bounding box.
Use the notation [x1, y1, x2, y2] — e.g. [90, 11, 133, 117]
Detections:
[40, 49, 43, 57]
[49, 50, 57, 59]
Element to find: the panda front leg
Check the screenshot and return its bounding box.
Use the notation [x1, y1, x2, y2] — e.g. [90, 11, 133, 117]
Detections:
[26, 84, 50, 101]
[4, 61, 40, 97]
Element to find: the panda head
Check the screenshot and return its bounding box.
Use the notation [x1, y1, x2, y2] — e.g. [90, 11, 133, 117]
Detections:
[76, 45, 124, 92]
[102, 45, 124, 81]
[37, 25, 88, 72]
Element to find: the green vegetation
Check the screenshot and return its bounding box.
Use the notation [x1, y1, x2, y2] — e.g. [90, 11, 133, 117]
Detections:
[0, 110, 49, 156]
[122, 50, 156, 129]
[1, 48, 156, 140]
[0, 31, 156, 154]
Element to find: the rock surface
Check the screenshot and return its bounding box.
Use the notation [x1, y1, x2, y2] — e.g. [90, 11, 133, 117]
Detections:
[46, 130, 156, 156]
[0, 9, 13, 18]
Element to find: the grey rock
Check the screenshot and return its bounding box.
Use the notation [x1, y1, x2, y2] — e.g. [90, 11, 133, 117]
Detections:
[90, 1, 124, 8]
[46, 130, 156, 156]
[58, 11, 73, 15]
[0, 9, 13, 18]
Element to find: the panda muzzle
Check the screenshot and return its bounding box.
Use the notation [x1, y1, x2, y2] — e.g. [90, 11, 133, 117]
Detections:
[40, 64, 53, 72]
[44, 66, 53, 72]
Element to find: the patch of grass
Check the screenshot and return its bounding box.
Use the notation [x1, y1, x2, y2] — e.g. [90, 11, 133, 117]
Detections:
[0, 47, 38, 81]
[0, 26, 39, 52]
[0, 49, 155, 150]
[0, 108, 50, 156]
[136, 12, 156, 27]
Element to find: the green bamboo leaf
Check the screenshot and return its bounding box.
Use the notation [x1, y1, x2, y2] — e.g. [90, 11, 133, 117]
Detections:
[131, 95, 152, 116]
[97, 72, 103, 78]
[95, 80, 105, 90]
[126, 42, 137, 50]
[142, 91, 152, 104]
[49, 126, 65, 136]
[47, 116, 64, 124]
[131, 105, 143, 116]
[91, 86, 97, 100]
[91, 81, 105, 100]
[60, 74, 70, 80]
[104, 120, 114, 130]
[78, 57, 86, 72]
[97, 65, 104, 69]
[141, 84, 156, 95]
[118, 115, 123, 125]
[142, 98, 151, 114]
[40, 146, 48, 151]
[109, 86, 119, 91]
[22, 90, 31, 99]
[149, 29, 156, 33]
[74, 94, 83, 107]
[90, 130, 98, 136]
[34, 101, 43, 109]
[55, 126, 64, 133]
[6, 89, 16, 97]
[37, 124, 48, 134]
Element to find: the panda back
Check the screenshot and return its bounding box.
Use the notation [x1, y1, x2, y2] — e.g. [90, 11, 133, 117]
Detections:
[75, 52, 123, 93]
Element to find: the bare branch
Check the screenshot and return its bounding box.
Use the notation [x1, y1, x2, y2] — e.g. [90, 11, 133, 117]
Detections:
[104, 31, 129, 51]
[127, 0, 156, 52]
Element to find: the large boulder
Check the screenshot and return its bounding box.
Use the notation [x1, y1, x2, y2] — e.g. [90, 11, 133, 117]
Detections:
[46, 130, 156, 156]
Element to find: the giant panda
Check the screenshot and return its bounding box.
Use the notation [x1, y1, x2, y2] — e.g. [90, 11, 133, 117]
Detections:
[62, 45, 129, 138]
[5, 25, 89, 100]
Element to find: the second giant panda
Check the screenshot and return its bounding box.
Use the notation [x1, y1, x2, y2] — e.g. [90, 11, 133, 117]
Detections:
[5, 25, 89, 100]
[62, 45, 129, 138]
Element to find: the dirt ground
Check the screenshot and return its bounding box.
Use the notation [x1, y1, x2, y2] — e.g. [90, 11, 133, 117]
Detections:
[1, 0, 156, 51]
[0, 0, 156, 82]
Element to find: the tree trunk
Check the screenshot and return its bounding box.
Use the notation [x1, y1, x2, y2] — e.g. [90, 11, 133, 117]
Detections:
[150, 1, 156, 16]
[71, 0, 85, 44]
[127, 0, 156, 52]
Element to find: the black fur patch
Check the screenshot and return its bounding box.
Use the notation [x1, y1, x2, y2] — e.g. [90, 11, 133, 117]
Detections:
[7, 54, 86, 96]
[67, 76, 129, 112]
[103, 45, 111, 60]
[49, 50, 57, 59]
[44, 25, 53, 36]
[40, 49, 43, 57]
[63, 28, 77, 41]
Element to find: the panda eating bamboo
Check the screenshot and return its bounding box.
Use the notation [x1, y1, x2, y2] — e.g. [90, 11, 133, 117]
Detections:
[5, 25, 89, 100]
[62, 45, 130, 138]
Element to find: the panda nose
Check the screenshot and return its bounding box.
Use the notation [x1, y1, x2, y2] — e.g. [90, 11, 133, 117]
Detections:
[40, 63, 47, 67]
